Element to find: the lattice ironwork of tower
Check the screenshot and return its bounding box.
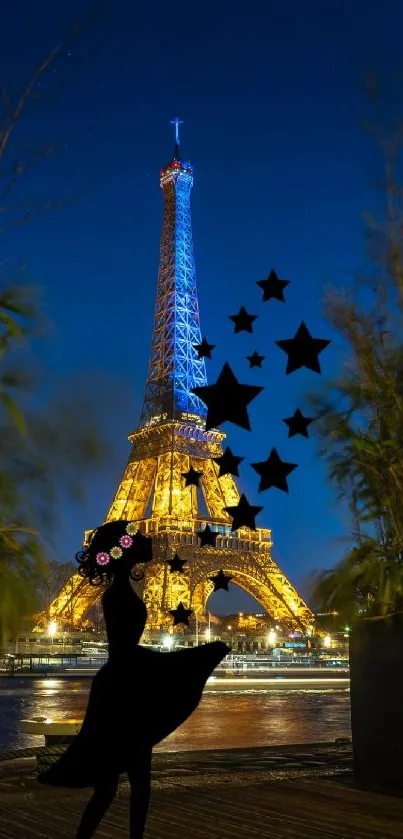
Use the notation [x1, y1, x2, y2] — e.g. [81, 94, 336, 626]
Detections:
[47, 124, 313, 635]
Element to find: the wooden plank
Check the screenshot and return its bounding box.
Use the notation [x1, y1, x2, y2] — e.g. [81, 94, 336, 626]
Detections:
[0, 778, 403, 838]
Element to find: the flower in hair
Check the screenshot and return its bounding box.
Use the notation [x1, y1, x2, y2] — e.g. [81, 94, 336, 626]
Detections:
[96, 552, 110, 566]
[126, 522, 138, 536]
[120, 534, 133, 549]
[110, 546, 123, 559]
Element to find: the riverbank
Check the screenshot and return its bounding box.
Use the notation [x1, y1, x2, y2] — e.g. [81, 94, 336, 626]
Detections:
[0, 739, 353, 779]
[0, 741, 402, 838]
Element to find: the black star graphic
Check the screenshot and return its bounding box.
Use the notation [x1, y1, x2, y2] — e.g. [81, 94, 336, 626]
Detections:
[275, 321, 331, 375]
[246, 350, 265, 369]
[169, 602, 193, 627]
[256, 269, 290, 303]
[213, 446, 244, 477]
[192, 362, 263, 432]
[196, 524, 218, 547]
[283, 408, 314, 439]
[209, 570, 233, 592]
[251, 447, 297, 493]
[193, 337, 216, 359]
[182, 466, 203, 487]
[229, 306, 257, 334]
[224, 493, 263, 531]
[166, 553, 187, 573]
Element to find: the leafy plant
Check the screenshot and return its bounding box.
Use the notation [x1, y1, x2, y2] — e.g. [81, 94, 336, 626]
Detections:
[308, 97, 403, 621]
[0, 11, 114, 648]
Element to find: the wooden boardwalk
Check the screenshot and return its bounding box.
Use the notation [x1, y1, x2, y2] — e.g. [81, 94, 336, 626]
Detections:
[0, 775, 402, 838]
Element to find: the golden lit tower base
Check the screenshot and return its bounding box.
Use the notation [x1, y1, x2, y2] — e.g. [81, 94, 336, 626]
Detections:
[49, 418, 312, 632]
[47, 125, 313, 634]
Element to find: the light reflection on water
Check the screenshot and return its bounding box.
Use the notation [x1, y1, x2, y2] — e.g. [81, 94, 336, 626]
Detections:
[0, 679, 351, 752]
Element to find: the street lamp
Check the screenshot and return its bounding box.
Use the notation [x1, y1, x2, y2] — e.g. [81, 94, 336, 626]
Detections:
[195, 613, 199, 647]
[48, 620, 57, 653]
[162, 635, 174, 650]
[323, 635, 332, 649]
[268, 629, 276, 647]
[205, 612, 211, 641]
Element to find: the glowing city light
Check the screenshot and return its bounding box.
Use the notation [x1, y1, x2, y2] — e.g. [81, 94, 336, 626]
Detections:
[48, 620, 57, 638]
[323, 635, 332, 648]
[162, 635, 174, 649]
[268, 629, 277, 646]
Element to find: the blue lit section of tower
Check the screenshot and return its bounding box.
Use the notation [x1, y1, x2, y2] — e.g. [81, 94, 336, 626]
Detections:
[140, 125, 208, 426]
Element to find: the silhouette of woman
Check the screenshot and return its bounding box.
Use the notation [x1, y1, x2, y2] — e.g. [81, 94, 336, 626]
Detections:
[37, 520, 230, 838]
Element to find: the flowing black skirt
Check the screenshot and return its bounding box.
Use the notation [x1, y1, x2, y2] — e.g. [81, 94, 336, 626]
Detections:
[37, 641, 229, 788]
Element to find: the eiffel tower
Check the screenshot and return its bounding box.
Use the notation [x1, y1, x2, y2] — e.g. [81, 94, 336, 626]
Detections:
[49, 122, 313, 634]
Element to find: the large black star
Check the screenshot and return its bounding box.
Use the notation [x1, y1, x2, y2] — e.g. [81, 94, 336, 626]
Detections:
[192, 362, 263, 432]
[196, 524, 218, 547]
[209, 570, 233, 592]
[251, 447, 297, 493]
[246, 350, 265, 369]
[213, 446, 244, 477]
[193, 337, 216, 359]
[182, 465, 203, 487]
[283, 408, 314, 439]
[166, 553, 187, 573]
[256, 269, 289, 303]
[224, 493, 263, 531]
[229, 306, 257, 334]
[169, 602, 193, 627]
[275, 321, 331, 375]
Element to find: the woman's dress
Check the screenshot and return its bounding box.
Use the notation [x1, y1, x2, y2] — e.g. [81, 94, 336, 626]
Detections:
[37, 576, 230, 787]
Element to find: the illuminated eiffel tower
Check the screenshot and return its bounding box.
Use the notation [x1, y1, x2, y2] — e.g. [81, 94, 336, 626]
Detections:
[49, 122, 313, 634]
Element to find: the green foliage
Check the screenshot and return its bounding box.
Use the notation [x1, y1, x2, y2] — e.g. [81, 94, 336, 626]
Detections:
[307, 118, 403, 621]
[0, 285, 112, 646]
[309, 539, 403, 621]
[0, 11, 115, 648]
[0, 526, 45, 642]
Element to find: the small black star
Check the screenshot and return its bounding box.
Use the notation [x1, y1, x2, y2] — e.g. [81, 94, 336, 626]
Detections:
[193, 337, 216, 359]
[196, 524, 218, 547]
[275, 321, 331, 375]
[283, 408, 314, 439]
[213, 446, 244, 477]
[246, 350, 265, 369]
[229, 306, 257, 334]
[166, 553, 187, 573]
[224, 493, 263, 531]
[209, 570, 233, 592]
[251, 447, 297, 493]
[256, 269, 290, 303]
[182, 466, 203, 487]
[170, 602, 193, 627]
[192, 362, 263, 432]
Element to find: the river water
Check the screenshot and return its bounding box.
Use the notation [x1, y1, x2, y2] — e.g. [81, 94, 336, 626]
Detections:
[0, 678, 351, 753]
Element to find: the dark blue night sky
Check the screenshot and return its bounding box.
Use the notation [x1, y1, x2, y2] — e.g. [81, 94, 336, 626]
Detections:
[1, 1, 400, 613]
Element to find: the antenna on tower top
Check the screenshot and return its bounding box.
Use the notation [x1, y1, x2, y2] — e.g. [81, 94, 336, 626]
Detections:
[170, 117, 183, 159]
